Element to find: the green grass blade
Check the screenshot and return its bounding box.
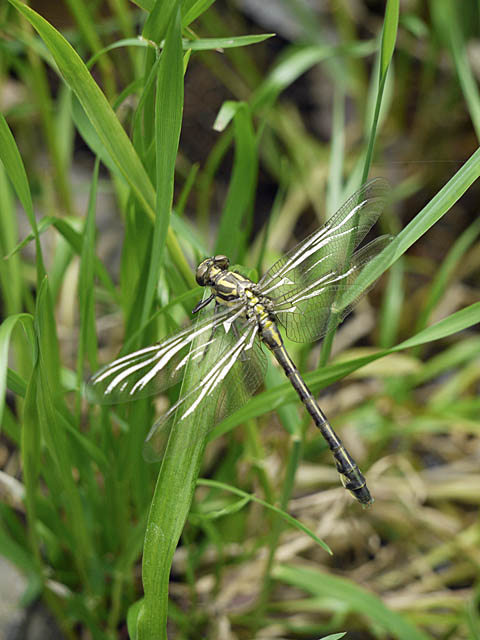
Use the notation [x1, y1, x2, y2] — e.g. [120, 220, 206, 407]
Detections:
[183, 34, 275, 50]
[33, 278, 95, 589]
[414, 214, 480, 341]
[274, 564, 431, 640]
[138, 309, 221, 639]
[0, 314, 34, 429]
[182, 0, 216, 27]
[0, 165, 22, 318]
[380, 0, 400, 78]
[215, 103, 257, 262]
[361, 0, 398, 183]
[379, 257, 405, 348]
[197, 478, 331, 553]
[140, 6, 184, 327]
[348, 145, 480, 305]
[77, 159, 100, 384]
[7, 0, 193, 287]
[252, 41, 377, 112]
[7, 0, 155, 219]
[432, 1, 480, 140]
[143, 0, 178, 42]
[0, 112, 45, 279]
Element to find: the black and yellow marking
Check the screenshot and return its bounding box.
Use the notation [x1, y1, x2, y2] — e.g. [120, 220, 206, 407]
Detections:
[258, 314, 373, 507]
[195, 256, 374, 507]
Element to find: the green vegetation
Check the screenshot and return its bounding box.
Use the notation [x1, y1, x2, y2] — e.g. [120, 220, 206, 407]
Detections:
[1, 1, 480, 638]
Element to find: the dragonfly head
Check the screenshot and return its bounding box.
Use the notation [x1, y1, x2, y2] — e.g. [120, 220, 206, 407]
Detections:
[196, 255, 230, 286]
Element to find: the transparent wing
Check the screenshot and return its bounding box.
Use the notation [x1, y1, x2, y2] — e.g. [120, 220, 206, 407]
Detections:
[87, 304, 245, 404]
[143, 318, 267, 462]
[274, 235, 393, 342]
[257, 178, 391, 342]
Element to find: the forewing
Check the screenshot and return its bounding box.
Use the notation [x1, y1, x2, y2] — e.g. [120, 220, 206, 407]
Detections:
[87, 305, 242, 404]
[275, 234, 393, 342]
[257, 178, 390, 342]
[143, 318, 267, 462]
[258, 178, 389, 301]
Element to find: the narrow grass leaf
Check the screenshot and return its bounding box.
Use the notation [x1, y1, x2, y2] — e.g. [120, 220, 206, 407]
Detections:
[380, 0, 400, 78]
[252, 41, 376, 111]
[22, 351, 42, 570]
[9, 0, 193, 287]
[214, 100, 243, 132]
[6, 369, 27, 398]
[71, 94, 121, 178]
[141, 6, 184, 327]
[138, 308, 221, 639]
[198, 479, 331, 553]
[7, 0, 156, 220]
[349, 145, 480, 305]
[33, 278, 95, 588]
[379, 258, 405, 348]
[414, 216, 480, 337]
[394, 302, 480, 350]
[77, 159, 100, 382]
[274, 564, 431, 640]
[0, 314, 34, 429]
[194, 496, 251, 520]
[132, 0, 154, 9]
[215, 103, 257, 262]
[56, 410, 109, 469]
[182, 0, 216, 27]
[433, 1, 480, 140]
[0, 112, 45, 279]
[183, 34, 275, 50]
[143, 0, 178, 41]
[0, 113, 35, 229]
[0, 526, 39, 576]
[3, 216, 55, 261]
[0, 166, 22, 316]
[361, 0, 398, 184]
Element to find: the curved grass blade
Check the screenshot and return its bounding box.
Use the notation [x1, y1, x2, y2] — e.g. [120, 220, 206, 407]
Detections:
[197, 479, 331, 554]
[274, 564, 431, 640]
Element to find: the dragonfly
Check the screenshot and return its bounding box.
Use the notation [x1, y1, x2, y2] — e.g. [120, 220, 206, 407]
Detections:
[89, 177, 392, 507]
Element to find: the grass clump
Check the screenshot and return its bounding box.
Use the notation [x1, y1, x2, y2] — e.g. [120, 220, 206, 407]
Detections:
[1, 1, 480, 638]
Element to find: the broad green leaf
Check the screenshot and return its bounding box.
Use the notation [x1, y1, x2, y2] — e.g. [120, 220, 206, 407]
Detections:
[138, 292, 222, 639]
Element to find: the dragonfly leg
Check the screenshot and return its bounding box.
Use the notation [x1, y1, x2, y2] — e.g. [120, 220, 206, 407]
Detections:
[192, 292, 215, 314]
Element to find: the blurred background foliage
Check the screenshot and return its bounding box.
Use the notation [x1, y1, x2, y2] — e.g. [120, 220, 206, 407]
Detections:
[1, 0, 480, 639]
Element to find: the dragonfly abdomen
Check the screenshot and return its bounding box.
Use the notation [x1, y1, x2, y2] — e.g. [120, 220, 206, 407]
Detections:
[267, 338, 373, 507]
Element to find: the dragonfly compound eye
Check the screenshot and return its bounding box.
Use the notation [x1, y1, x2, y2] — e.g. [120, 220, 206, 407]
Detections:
[195, 259, 213, 286]
[214, 255, 230, 270]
